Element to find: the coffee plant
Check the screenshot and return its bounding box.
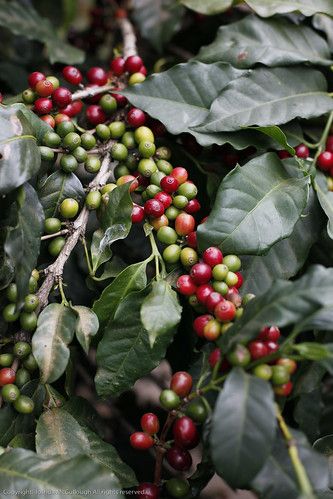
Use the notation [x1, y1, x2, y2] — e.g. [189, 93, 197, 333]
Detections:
[2, 0, 333, 498]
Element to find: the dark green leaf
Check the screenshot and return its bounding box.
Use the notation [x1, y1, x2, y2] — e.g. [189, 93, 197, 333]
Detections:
[32, 304, 77, 383]
[294, 390, 322, 443]
[8, 433, 35, 450]
[90, 229, 112, 274]
[246, 0, 333, 17]
[313, 14, 333, 51]
[197, 153, 309, 255]
[315, 171, 333, 239]
[193, 67, 333, 133]
[95, 288, 175, 397]
[180, 0, 233, 14]
[241, 188, 323, 295]
[0, 106, 40, 194]
[93, 258, 149, 330]
[0, 448, 121, 498]
[248, 126, 295, 154]
[13, 103, 51, 143]
[293, 342, 333, 361]
[38, 171, 85, 218]
[141, 280, 182, 347]
[0, 0, 84, 64]
[196, 16, 332, 67]
[4, 183, 44, 304]
[210, 368, 276, 488]
[73, 306, 99, 354]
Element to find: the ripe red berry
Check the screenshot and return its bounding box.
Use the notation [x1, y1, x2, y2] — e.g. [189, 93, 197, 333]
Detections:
[171, 167, 188, 185]
[265, 341, 279, 354]
[175, 213, 195, 236]
[0, 368, 16, 386]
[28, 71, 45, 89]
[140, 413, 160, 435]
[186, 231, 197, 248]
[34, 97, 53, 115]
[193, 314, 213, 338]
[131, 204, 145, 223]
[125, 55, 143, 74]
[127, 108, 146, 127]
[41, 115, 55, 128]
[277, 150, 291, 159]
[35, 79, 54, 97]
[52, 87, 72, 108]
[209, 348, 222, 368]
[196, 283, 214, 304]
[173, 416, 199, 449]
[111, 56, 126, 76]
[130, 432, 154, 450]
[176, 275, 197, 296]
[160, 175, 179, 193]
[86, 105, 106, 125]
[139, 65, 147, 76]
[317, 151, 333, 171]
[274, 381, 293, 397]
[87, 67, 108, 86]
[154, 191, 172, 209]
[214, 300, 236, 322]
[149, 119, 166, 137]
[62, 66, 83, 85]
[60, 100, 83, 117]
[190, 262, 212, 285]
[166, 446, 192, 471]
[205, 292, 224, 313]
[137, 483, 159, 499]
[0, 93, 3, 104]
[170, 372, 193, 398]
[234, 271, 243, 289]
[202, 247, 223, 267]
[295, 144, 309, 159]
[248, 341, 269, 360]
[258, 326, 280, 342]
[111, 92, 128, 107]
[185, 199, 201, 214]
[144, 199, 164, 218]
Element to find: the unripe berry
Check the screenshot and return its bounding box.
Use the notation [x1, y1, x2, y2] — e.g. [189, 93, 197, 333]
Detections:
[159, 389, 180, 410]
[59, 198, 79, 218]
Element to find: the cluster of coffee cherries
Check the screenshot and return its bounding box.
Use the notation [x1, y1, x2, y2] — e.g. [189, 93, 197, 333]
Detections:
[2, 270, 40, 333]
[0, 341, 37, 414]
[315, 135, 333, 191]
[131, 371, 207, 498]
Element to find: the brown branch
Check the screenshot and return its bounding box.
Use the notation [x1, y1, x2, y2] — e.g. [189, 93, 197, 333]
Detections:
[118, 16, 137, 58]
[72, 84, 115, 102]
[154, 411, 177, 486]
[41, 229, 69, 241]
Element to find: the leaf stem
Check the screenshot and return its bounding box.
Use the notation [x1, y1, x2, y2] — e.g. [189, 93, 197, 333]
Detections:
[58, 278, 69, 306]
[40, 229, 69, 241]
[276, 406, 314, 496]
[81, 236, 93, 276]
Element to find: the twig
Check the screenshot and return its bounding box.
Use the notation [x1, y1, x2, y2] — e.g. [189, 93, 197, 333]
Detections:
[154, 411, 177, 486]
[118, 16, 137, 58]
[41, 229, 69, 241]
[72, 84, 115, 102]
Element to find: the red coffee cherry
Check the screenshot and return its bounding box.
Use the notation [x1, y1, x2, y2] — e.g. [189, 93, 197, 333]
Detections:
[214, 300, 236, 322]
[170, 372, 193, 398]
[175, 213, 195, 236]
[196, 283, 214, 304]
[131, 204, 145, 223]
[139, 65, 147, 75]
[205, 292, 224, 313]
[173, 416, 199, 449]
[112, 92, 128, 107]
[34, 98, 53, 115]
[176, 275, 197, 296]
[127, 108, 146, 127]
[60, 100, 83, 117]
[193, 314, 213, 338]
[171, 167, 188, 185]
[277, 150, 291, 159]
[166, 446, 192, 471]
[140, 413, 160, 435]
[202, 247, 223, 267]
[258, 326, 280, 342]
[160, 176, 179, 193]
[62, 66, 83, 85]
[209, 348, 222, 368]
[154, 191, 172, 209]
[52, 87, 72, 107]
[28, 71, 45, 89]
[87, 67, 108, 86]
[184, 199, 201, 214]
[125, 55, 144, 74]
[130, 432, 154, 450]
[190, 262, 212, 285]
[41, 115, 55, 128]
[248, 341, 269, 360]
[186, 231, 197, 248]
[144, 199, 164, 218]
[35, 79, 54, 97]
[235, 271, 243, 289]
[111, 56, 126, 76]
[0, 368, 16, 386]
[274, 381, 293, 397]
[137, 483, 159, 499]
[86, 105, 106, 125]
[295, 144, 309, 158]
[265, 341, 279, 354]
[317, 151, 333, 171]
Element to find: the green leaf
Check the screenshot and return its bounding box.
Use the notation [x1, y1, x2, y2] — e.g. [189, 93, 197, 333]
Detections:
[293, 342, 333, 361]
[248, 126, 295, 155]
[245, 0, 333, 17]
[32, 304, 77, 383]
[12, 103, 52, 143]
[313, 14, 333, 51]
[72, 306, 99, 354]
[0, 448, 121, 499]
[197, 153, 309, 255]
[294, 389, 322, 443]
[95, 288, 175, 397]
[93, 259, 149, 330]
[220, 265, 333, 351]
[210, 368, 276, 488]
[132, 0, 184, 52]
[38, 171, 85, 218]
[141, 280, 182, 347]
[252, 429, 329, 499]
[193, 67, 333, 133]
[0, 0, 84, 64]
[196, 16, 333, 67]
[90, 229, 112, 274]
[4, 183, 44, 304]
[180, 0, 232, 14]
[121, 61, 245, 136]
[8, 433, 35, 450]
[315, 171, 333, 239]
[0, 106, 41, 194]
[241, 188, 323, 295]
